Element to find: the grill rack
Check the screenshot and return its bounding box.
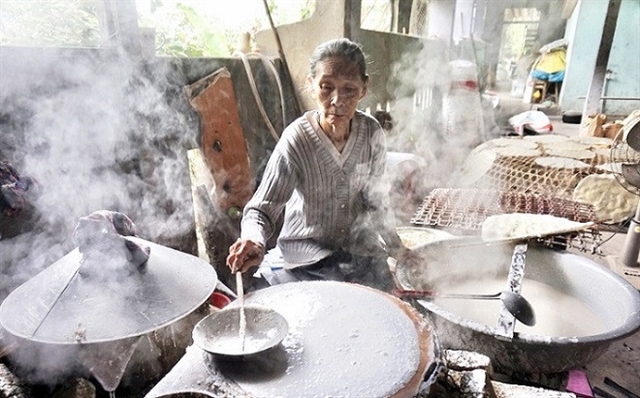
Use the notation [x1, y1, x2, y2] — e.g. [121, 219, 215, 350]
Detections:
[411, 188, 597, 228]
[410, 188, 603, 254]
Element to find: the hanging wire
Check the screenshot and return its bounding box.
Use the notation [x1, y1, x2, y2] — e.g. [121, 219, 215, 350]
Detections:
[233, 50, 284, 143]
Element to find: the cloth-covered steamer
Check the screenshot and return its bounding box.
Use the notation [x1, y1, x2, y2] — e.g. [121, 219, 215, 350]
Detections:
[0, 211, 217, 392]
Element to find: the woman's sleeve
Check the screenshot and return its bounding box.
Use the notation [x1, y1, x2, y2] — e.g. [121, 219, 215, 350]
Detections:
[240, 144, 297, 246]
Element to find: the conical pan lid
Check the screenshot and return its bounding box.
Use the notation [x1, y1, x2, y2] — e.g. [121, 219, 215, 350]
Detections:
[0, 237, 217, 344]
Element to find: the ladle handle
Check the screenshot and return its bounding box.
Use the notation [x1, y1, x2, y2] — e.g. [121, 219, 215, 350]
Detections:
[236, 272, 246, 353]
[392, 289, 502, 300]
[392, 289, 437, 298]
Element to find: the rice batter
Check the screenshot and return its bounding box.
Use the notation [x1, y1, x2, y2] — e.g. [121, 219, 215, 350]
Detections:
[432, 278, 606, 337]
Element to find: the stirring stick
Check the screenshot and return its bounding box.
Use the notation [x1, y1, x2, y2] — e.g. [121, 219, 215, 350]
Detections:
[236, 271, 246, 353]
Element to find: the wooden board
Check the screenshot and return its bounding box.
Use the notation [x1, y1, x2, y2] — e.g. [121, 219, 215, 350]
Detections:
[185, 68, 254, 212]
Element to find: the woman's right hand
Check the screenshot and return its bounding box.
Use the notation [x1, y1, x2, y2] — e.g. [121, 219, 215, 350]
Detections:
[226, 239, 265, 273]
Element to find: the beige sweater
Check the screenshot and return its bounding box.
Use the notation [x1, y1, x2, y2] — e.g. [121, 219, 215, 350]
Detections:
[241, 110, 402, 268]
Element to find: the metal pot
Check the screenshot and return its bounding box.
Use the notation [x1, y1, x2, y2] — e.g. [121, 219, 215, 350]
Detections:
[396, 240, 640, 373]
[0, 211, 218, 391]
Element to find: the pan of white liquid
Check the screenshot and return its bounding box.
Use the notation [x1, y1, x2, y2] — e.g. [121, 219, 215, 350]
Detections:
[192, 305, 289, 358]
[395, 240, 640, 373]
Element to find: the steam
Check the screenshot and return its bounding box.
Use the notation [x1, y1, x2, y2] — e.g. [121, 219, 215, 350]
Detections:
[381, 4, 569, 190]
[0, 46, 216, 389]
[383, 39, 485, 189]
[0, 3, 573, 389]
[0, 50, 201, 300]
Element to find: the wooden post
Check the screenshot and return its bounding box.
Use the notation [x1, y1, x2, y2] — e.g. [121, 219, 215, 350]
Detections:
[581, 0, 622, 119]
[187, 148, 242, 292]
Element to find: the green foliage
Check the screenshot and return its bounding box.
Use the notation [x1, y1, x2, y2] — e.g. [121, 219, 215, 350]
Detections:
[146, 3, 232, 57]
[1, 0, 317, 57]
[299, 0, 315, 20]
[1, 0, 101, 47]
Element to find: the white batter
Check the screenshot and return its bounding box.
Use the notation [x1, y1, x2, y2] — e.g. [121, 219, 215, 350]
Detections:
[432, 278, 606, 337]
[230, 281, 423, 398]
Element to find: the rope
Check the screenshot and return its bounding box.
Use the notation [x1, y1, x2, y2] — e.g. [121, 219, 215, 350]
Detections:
[234, 51, 283, 143]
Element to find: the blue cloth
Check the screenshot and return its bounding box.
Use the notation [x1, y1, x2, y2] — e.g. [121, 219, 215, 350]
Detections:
[531, 69, 565, 83]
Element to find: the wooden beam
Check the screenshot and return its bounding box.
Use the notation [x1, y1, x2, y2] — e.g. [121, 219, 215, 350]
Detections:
[187, 148, 242, 292]
[187, 149, 216, 264]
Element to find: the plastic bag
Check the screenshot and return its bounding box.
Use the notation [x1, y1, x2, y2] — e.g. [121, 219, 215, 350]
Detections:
[508, 110, 553, 135]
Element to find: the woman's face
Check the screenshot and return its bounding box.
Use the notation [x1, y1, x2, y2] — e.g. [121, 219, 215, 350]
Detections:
[309, 56, 368, 131]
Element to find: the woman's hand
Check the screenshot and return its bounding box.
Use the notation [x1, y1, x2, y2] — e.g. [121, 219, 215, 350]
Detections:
[226, 239, 265, 273]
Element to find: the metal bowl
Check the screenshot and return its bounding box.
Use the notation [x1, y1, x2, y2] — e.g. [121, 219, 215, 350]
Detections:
[396, 241, 640, 373]
[192, 305, 289, 358]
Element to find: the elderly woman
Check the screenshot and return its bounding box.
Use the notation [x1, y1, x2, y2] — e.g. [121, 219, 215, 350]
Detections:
[226, 38, 420, 292]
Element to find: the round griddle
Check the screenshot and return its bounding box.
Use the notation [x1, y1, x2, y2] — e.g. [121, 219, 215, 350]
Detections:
[0, 237, 217, 344]
[232, 282, 425, 397]
[146, 281, 437, 398]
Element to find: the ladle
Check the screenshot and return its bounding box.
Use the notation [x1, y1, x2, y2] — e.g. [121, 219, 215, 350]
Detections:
[392, 289, 536, 327]
[236, 272, 246, 352]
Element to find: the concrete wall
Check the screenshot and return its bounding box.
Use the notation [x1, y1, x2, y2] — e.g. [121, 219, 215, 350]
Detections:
[253, 0, 450, 187]
[255, 0, 348, 112]
[254, 0, 446, 118]
[427, 0, 456, 44]
[561, 0, 640, 116]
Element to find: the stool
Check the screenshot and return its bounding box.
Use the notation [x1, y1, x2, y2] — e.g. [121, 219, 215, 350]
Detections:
[531, 79, 562, 104]
[531, 79, 548, 103]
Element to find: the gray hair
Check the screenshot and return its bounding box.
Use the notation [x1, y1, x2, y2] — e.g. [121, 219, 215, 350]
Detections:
[308, 38, 368, 82]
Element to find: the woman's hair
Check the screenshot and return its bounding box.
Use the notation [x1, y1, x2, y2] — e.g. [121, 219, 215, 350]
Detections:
[308, 38, 368, 82]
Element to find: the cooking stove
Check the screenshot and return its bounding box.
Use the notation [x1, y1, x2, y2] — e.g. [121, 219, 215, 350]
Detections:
[145, 281, 439, 398]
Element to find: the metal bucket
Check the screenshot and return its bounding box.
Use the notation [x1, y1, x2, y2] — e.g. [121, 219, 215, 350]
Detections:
[396, 241, 640, 374]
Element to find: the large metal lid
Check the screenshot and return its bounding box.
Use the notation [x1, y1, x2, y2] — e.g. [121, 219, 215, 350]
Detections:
[0, 211, 217, 344]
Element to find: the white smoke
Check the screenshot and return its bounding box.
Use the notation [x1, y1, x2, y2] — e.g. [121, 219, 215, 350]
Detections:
[0, 49, 201, 301]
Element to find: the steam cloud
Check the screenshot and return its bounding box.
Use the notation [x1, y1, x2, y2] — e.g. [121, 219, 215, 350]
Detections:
[0, 49, 203, 301]
[384, 38, 489, 190]
[0, 3, 570, 387]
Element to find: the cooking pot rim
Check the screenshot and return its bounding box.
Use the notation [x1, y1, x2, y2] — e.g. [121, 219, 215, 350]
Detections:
[402, 242, 640, 345]
[0, 237, 218, 344]
[416, 297, 640, 344]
